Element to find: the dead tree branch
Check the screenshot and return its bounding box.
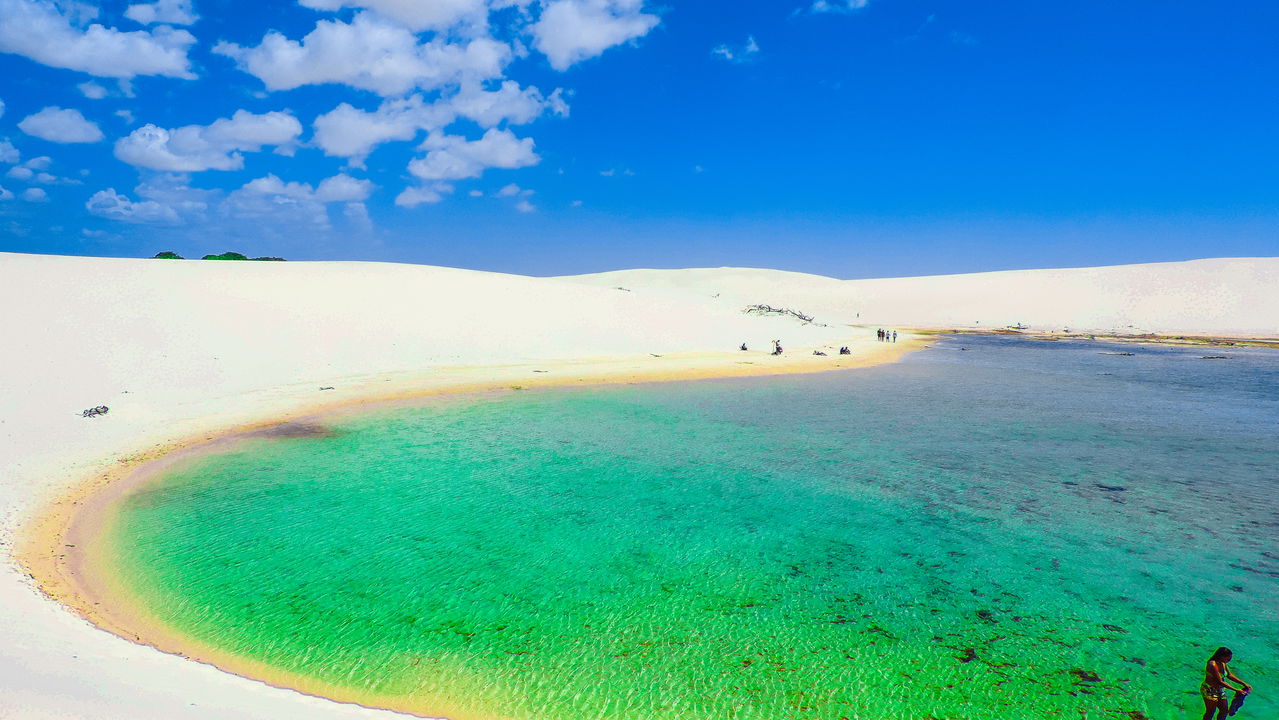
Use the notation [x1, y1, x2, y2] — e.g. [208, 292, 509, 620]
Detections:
[743, 304, 816, 324]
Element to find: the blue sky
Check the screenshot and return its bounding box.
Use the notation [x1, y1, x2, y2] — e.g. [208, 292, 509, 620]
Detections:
[0, 0, 1276, 277]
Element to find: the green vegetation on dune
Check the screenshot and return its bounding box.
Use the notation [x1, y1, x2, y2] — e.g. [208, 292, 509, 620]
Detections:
[200, 251, 286, 261]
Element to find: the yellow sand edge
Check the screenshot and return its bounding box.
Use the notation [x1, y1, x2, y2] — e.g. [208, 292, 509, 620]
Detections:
[15, 337, 931, 720]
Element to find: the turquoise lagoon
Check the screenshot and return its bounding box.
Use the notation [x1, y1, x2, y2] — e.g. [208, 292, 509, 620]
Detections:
[108, 337, 1278, 719]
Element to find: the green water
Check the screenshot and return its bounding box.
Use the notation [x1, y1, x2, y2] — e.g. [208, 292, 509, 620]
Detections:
[109, 337, 1278, 719]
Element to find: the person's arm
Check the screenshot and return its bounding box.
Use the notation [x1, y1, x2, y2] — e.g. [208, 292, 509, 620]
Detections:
[1210, 662, 1242, 693]
[1225, 666, 1251, 693]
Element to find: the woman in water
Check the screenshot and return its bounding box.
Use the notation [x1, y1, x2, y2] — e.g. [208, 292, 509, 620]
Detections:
[1202, 647, 1250, 720]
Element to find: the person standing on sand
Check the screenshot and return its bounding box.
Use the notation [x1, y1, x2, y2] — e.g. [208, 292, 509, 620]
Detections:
[893, 330, 897, 343]
[1202, 647, 1251, 720]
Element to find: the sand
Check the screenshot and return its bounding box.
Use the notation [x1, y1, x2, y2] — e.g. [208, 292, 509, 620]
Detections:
[1, 251, 1275, 719]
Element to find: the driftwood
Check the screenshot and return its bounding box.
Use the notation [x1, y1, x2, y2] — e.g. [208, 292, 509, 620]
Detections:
[743, 304, 815, 324]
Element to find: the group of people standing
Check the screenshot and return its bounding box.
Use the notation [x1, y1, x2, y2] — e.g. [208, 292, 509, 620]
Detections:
[877, 329, 897, 342]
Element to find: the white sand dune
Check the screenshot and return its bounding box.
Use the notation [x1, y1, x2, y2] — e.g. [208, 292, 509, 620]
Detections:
[563, 257, 1279, 337]
[0, 251, 1275, 719]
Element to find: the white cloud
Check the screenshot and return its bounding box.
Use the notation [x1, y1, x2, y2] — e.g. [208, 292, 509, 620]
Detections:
[0, 186, 12, 200]
[21, 187, 48, 202]
[135, 173, 216, 219]
[408, 128, 538, 181]
[0, 0, 196, 79]
[311, 81, 565, 163]
[343, 200, 373, 233]
[86, 187, 181, 224]
[5, 156, 78, 185]
[451, 81, 568, 127]
[0, 139, 18, 164]
[224, 173, 374, 227]
[316, 174, 374, 202]
[124, 0, 198, 26]
[531, 0, 658, 71]
[514, 198, 535, 212]
[115, 109, 135, 124]
[0, 98, 4, 119]
[115, 110, 303, 172]
[18, 107, 104, 143]
[468, 189, 484, 197]
[312, 95, 451, 162]
[395, 185, 448, 207]
[216, 13, 511, 96]
[809, 0, 870, 13]
[298, 0, 499, 32]
[78, 81, 109, 99]
[497, 183, 521, 197]
[712, 35, 759, 63]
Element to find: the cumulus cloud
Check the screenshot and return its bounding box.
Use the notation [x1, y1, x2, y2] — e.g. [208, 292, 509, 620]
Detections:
[4, 155, 77, 185]
[808, 0, 870, 13]
[216, 13, 511, 96]
[394, 185, 448, 208]
[78, 81, 109, 99]
[124, 0, 198, 26]
[0, 185, 12, 200]
[0, 0, 196, 79]
[312, 95, 451, 162]
[451, 81, 568, 126]
[115, 110, 303, 172]
[0, 98, 5, 119]
[0, 139, 18, 164]
[312, 81, 565, 163]
[531, 0, 658, 71]
[316, 174, 375, 202]
[135, 173, 216, 219]
[408, 128, 538, 181]
[21, 187, 48, 202]
[224, 173, 373, 227]
[18, 107, 104, 143]
[712, 35, 759, 63]
[514, 198, 535, 212]
[298, 0, 500, 32]
[86, 187, 182, 224]
[343, 200, 373, 233]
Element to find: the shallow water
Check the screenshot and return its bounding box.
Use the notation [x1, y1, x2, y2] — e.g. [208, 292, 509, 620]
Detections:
[109, 337, 1279, 719]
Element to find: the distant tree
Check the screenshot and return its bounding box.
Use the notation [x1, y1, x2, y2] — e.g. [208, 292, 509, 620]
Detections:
[153, 251, 184, 259]
[200, 252, 287, 261]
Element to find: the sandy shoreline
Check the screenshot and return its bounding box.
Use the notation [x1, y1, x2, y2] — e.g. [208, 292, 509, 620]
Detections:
[16, 338, 927, 720]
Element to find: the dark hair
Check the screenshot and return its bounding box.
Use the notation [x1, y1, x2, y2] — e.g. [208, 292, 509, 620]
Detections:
[1210, 647, 1233, 662]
